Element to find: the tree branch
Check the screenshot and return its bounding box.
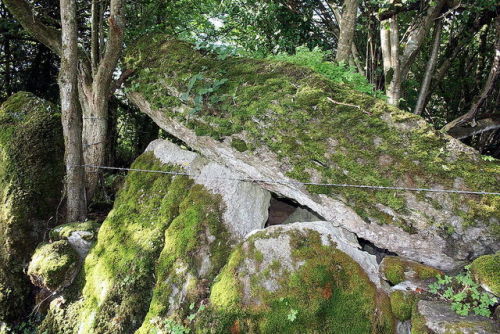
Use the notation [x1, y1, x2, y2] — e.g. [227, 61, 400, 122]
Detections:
[3, 0, 62, 56]
[378, 0, 423, 21]
[94, 0, 125, 95]
[447, 117, 500, 139]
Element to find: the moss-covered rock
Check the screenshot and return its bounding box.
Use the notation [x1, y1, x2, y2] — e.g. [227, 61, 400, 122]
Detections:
[49, 221, 101, 258]
[198, 223, 395, 333]
[380, 256, 443, 286]
[470, 252, 500, 297]
[0, 92, 64, 322]
[124, 34, 499, 270]
[49, 221, 101, 241]
[27, 241, 80, 291]
[390, 290, 417, 321]
[40, 146, 235, 334]
[412, 300, 499, 334]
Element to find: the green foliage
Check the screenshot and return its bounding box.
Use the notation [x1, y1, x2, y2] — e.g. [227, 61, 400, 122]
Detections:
[180, 71, 229, 113]
[268, 46, 386, 99]
[428, 266, 497, 317]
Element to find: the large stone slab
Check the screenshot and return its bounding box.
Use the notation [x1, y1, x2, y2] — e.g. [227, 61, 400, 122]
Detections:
[125, 35, 499, 271]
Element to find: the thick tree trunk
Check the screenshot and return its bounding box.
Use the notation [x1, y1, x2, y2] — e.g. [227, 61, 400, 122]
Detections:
[336, 0, 358, 63]
[79, 0, 125, 200]
[59, 0, 87, 222]
[414, 19, 442, 115]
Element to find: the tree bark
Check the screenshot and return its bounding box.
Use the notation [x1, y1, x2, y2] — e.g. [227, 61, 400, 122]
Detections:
[336, 0, 358, 63]
[59, 0, 87, 222]
[80, 0, 125, 200]
[380, 15, 401, 105]
[414, 19, 442, 115]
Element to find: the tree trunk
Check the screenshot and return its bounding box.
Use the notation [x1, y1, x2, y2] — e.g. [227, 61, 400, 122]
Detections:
[336, 0, 358, 63]
[380, 15, 401, 106]
[79, 0, 125, 200]
[59, 0, 87, 222]
[414, 19, 442, 115]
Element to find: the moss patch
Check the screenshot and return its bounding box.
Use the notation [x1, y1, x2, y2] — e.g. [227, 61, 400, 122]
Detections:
[470, 252, 500, 296]
[410, 303, 430, 334]
[390, 290, 417, 321]
[203, 228, 395, 333]
[27, 240, 79, 291]
[124, 35, 499, 242]
[381, 256, 442, 285]
[0, 92, 64, 322]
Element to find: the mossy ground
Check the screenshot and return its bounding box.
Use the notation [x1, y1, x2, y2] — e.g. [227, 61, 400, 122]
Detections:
[125, 35, 499, 240]
[0, 92, 64, 323]
[470, 252, 500, 296]
[381, 256, 443, 285]
[202, 228, 394, 334]
[41, 152, 231, 334]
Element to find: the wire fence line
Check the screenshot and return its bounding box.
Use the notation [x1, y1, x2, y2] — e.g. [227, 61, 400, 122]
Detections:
[72, 164, 500, 196]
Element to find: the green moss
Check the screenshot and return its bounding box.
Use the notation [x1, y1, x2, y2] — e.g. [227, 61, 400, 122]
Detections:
[381, 256, 442, 285]
[0, 92, 64, 322]
[49, 221, 101, 241]
[124, 35, 499, 241]
[470, 252, 500, 296]
[410, 303, 430, 334]
[40, 151, 232, 334]
[206, 228, 395, 333]
[137, 183, 232, 333]
[390, 290, 417, 321]
[231, 138, 248, 152]
[27, 241, 79, 291]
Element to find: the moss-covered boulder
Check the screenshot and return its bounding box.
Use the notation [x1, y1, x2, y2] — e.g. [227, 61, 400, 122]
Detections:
[411, 300, 499, 334]
[50, 221, 101, 258]
[197, 222, 394, 333]
[0, 92, 64, 322]
[470, 252, 500, 297]
[40, 139, 273, 334]
[27, 241, 80, 292]
[380, 256, 443, 286]
[124, 34, 499, 271]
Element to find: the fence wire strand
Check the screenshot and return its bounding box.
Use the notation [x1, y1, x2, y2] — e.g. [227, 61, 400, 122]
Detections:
[73, 164, 500, 196]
